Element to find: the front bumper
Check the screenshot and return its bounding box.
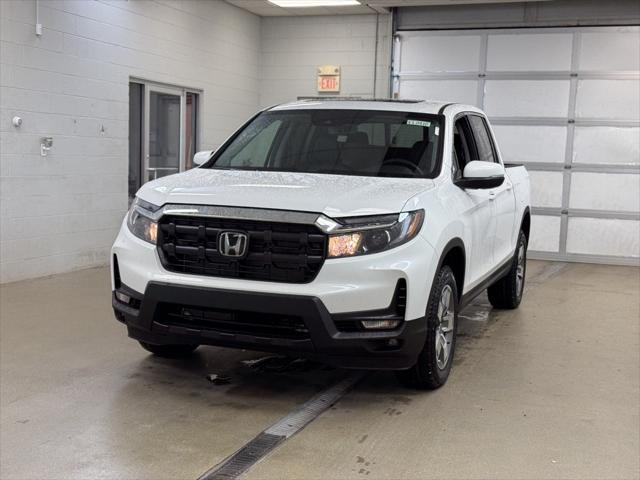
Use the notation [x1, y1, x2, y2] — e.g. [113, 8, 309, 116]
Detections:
[113, 282, 427, 370]
[111, 221, 437, 320]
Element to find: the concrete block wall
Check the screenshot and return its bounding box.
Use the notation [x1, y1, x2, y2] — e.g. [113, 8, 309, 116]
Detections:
[0, 2, 390, 283]
[259, 14, 392, 107]
[0, 0, 261, 283]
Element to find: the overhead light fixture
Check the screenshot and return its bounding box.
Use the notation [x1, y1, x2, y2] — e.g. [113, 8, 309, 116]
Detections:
[268, 0, 360, 7]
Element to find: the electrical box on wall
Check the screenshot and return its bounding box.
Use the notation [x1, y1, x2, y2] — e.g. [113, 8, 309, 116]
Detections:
[317, 65, 340, 93]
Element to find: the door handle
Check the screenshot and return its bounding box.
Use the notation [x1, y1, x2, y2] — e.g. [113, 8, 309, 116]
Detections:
[488, 191, 496, 200]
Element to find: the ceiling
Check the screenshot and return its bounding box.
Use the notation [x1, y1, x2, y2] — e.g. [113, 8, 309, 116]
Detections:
[225, 0, 555, 16]
[225, 0, 382, 15]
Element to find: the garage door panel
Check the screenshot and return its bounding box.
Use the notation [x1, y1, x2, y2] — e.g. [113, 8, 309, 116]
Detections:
[573, 126, 640, 165]
[399, 34, 481, 73]
[399, 79, 478, 106]
[575, 79, 640, 120]
[484, 80, 570, 117]
[487, 33, 573, 71]
[579, 30, 640, 71]
[569, 172, 640, 212]
[530, 215, 561, 253]
[567, 217, 640, 257]
[492, 125, 566, 164]
[529, 171, 564, 208]
[396, 26, 639, 264]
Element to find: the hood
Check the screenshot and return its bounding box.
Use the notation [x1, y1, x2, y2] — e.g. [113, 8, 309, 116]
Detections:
[137, 169, 434, 218]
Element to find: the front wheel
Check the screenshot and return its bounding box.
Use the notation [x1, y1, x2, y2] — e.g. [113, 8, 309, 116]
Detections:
[397, 265, 458, 390]
[139, 342, 199, 358]
[488, 230, 527, 310]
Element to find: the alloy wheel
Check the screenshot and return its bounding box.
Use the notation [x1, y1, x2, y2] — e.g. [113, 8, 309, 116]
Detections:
[435, 284, 455, 370]
[516, 242, 526, 297]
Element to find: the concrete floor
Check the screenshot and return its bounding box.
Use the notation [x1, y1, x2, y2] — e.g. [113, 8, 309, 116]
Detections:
[1, 261, 638, 479]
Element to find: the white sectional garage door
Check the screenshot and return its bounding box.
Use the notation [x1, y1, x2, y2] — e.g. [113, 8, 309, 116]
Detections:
[392, 26, 640, 265]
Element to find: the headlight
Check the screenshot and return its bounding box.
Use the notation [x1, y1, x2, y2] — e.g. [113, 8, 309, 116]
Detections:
[327, 210, 424, 258]
[127, 197, 160, 244]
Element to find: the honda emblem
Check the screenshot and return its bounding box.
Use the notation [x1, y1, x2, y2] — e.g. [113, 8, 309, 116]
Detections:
[219, 231, 248, 258]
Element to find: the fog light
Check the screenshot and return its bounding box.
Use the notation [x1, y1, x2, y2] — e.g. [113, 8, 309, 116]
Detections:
[360, 319, 400, 330]
[115, 291, 131, 304]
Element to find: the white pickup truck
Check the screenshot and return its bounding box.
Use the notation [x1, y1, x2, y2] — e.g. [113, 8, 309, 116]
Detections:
[112, 99, 530, 389]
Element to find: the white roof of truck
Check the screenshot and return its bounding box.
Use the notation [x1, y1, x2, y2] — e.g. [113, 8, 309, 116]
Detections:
[268, 98, 476, 115]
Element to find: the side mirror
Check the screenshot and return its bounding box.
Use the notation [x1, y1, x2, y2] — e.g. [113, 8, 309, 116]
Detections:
[193, 150, 213, 166]
[455, 160, 505, 189]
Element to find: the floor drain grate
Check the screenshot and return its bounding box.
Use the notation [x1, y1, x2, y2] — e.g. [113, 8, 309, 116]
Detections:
[198, 372, 365, 480]
[199, 433, 285, 480]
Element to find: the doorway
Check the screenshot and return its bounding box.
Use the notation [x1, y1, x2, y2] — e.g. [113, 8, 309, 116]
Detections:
[128, 81, 200, 202]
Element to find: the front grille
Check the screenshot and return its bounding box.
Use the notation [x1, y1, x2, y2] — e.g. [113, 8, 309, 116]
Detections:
[155, 303, 310, 339]
[157, 215, 327, 283]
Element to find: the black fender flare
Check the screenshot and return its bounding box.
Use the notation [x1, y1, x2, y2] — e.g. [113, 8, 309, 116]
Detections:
[520, 206, 531, 241]
[434, 238, 466, 300]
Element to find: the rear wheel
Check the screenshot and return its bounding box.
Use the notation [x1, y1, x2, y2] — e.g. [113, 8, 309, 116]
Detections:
[139, 342, 199, 358]
[488, 230, 527, 309]
[397, 266, 458, 390]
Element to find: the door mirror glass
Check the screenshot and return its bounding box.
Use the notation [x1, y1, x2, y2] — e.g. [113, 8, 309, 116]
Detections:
[193, 150, 213, 166]
[455, 160, 505, 189]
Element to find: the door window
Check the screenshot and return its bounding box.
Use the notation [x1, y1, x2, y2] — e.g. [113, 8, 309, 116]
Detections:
[452, 116, 475, 176]
[148, 91, 181, 180]
[468, 115, 497, 163]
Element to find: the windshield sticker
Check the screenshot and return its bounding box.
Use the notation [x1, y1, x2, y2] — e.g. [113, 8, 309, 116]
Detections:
[435, 126, 440, 136]
[406, 119, 431, 127]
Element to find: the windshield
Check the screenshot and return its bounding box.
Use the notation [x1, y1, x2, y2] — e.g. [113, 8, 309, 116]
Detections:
[208, 109, 443, 178]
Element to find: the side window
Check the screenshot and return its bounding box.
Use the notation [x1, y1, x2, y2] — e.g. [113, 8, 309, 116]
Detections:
[468, 115, 497, 163]
[452, 116, 475, 175]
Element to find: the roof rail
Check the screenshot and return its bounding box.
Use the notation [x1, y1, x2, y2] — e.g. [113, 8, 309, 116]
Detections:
[295, 96, 424, 104]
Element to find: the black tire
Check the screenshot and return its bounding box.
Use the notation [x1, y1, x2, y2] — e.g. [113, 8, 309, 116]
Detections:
[488, 230, 527, 310]
[138, 341, 199, 358]
[397, 265, 458, 390]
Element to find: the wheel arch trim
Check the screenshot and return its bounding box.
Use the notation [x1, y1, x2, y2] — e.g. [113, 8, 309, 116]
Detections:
[435, 238, 466, 300]
[520, 207, 531, 242]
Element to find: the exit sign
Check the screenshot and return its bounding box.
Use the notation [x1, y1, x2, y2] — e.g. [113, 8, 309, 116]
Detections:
[317, 65, 340, 93]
